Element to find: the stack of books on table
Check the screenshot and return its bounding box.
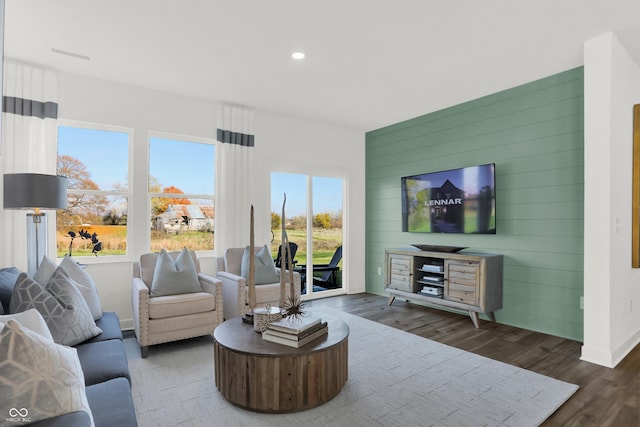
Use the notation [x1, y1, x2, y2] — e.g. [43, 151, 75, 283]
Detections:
[262, 314, 328, 348]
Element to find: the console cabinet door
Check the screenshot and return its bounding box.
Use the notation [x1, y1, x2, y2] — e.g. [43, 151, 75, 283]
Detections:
[387, 254, 413, 292]
[444, 260, 480, 305]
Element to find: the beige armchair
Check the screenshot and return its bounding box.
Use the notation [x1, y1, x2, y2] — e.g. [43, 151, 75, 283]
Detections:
[216, 247, 301, 320]
[132, 250, 224, 357]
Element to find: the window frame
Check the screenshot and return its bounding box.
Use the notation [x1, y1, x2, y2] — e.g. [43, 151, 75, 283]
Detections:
[147, 131, 216, 256]
[56, 119, 134, 262]
[270, 170, 346, 299]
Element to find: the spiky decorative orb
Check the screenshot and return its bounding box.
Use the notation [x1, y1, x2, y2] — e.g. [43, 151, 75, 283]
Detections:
[282, 297, 305, 319]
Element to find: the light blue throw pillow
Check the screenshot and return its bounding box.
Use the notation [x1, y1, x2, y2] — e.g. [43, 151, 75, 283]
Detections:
[150, 248, 202, 297]
[241, 245, 280, 285]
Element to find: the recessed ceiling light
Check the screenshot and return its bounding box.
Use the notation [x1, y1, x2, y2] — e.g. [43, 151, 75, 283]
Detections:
[291, 52, 306, 60]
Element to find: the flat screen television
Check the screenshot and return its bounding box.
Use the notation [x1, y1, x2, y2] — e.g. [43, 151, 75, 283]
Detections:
[401, 163, 496, 234]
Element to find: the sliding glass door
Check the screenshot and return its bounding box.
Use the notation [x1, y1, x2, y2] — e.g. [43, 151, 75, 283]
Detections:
[271, 172, 344, 297]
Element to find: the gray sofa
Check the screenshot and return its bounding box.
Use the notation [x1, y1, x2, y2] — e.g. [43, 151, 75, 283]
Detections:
[0, 267, 138, 427]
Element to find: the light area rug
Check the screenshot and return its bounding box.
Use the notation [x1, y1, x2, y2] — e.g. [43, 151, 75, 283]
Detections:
[124, 308, 578, 427]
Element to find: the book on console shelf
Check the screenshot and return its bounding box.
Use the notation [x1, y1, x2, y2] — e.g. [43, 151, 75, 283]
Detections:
[267, 314, 322, 334]
[421, 264, 443, 273]
[262, 323, 329, 348]
[420, 286, 443, 297]
[419, 291, 443, 298]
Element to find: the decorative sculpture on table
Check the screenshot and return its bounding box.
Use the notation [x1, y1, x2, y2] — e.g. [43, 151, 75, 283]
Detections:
[244, 204, 257, 323]
[279, 194, 304, 318]
[244, 197, 303, 326]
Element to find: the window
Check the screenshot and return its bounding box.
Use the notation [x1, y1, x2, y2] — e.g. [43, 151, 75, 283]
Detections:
[149, 136, 215, 252]
[271, 172, 344, 296]
[56, 123, 131, 257]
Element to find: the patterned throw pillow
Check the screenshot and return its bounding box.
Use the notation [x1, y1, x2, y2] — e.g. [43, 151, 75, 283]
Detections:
[60, 256, 103, 320]
[34, 256, 103, 321]
[150, 248, 202, 297]
[33, 256, 57, 287]
[0, 320, 95, 426]
[9, 270, 102, 346]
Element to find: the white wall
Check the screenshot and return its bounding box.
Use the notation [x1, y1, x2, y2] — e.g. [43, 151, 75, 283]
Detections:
[49, 72, 364, 329]
[583, 32, 640, 367]
[256, 111, 366, 298]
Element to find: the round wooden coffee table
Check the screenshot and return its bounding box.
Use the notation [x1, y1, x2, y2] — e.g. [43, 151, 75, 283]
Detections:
[213, 315, 349, 413]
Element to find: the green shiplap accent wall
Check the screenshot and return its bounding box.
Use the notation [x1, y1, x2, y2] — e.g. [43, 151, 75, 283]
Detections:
[365, 67, 584, 341]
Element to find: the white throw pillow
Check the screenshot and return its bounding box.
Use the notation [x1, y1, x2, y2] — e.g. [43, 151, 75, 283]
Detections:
[33, 256, 57, 285]
[10, 269, 102, 346]
[60, 255, 103, 320]
[150, 248, 202, 297]
[0, 308, 53, 341]
[0, 320, 95, 426]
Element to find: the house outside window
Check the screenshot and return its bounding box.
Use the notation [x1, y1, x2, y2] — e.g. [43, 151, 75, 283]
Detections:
[148, 135, 215, 252]
[56, 122, 131, 257]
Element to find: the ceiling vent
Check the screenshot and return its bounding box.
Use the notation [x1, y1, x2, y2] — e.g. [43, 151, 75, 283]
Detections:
[50, 48, 91, 61]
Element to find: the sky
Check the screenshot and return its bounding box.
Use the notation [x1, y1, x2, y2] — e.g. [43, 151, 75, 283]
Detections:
[58, 126, 342, 216]
[271, 173, 343, 217]
[149, 137, 214, 195]
[57, 127, 214, 196]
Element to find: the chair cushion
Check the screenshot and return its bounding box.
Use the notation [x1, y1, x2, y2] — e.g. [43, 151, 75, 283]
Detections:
[84, 312, 123, 343]
[10, 270, 102, 346]
[240, 245, 280, 285]
[75, 339, 131, 386]
[85, 377, 138, 427]
[0, 320, 94, 426]
[28, 412, 92, 427]
[149, 292, 216, 319]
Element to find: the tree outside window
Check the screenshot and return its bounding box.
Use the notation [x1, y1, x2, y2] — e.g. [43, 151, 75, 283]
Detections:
[56, 124, 130, 257]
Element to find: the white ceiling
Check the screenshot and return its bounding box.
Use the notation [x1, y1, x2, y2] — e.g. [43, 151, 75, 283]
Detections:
[4, 0, 640, 131]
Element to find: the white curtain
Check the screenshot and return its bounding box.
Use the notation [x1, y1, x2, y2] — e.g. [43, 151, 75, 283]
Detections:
[215, 105, 255, 252]
[0, 61, 59, 269]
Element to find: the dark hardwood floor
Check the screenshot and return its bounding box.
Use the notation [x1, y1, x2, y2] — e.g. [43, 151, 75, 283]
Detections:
[307, 293, 640, 427]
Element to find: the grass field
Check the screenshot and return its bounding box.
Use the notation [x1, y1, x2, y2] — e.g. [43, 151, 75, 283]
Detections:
[57, 225, 342, 263]
[57, 225, 127, 257]
[270, 228, 342, 265]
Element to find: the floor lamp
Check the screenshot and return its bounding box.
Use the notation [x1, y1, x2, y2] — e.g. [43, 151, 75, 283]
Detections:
[3, 173, 68, 277]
